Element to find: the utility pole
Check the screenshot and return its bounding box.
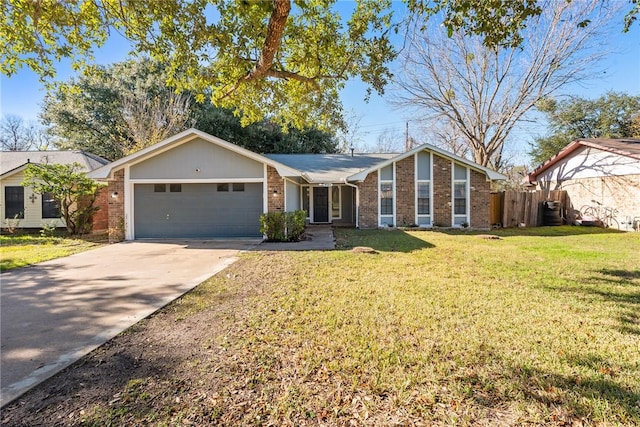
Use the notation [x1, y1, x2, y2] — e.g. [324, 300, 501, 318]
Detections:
[405, 121, 409, 151]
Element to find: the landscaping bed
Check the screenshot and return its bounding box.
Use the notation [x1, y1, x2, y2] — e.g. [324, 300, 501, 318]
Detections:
[2, 227, 639, 426]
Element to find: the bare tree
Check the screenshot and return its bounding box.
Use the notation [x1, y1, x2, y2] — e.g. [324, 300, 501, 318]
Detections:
[0, 115, 55, 151]
[394, 0, 618, 170]
[121, 89, 194, 155]
[365, 128, 405, 153]
[0, 115, 32, 151]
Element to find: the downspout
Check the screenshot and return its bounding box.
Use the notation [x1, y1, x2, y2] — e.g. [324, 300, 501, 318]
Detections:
[343, 180, 360, 229]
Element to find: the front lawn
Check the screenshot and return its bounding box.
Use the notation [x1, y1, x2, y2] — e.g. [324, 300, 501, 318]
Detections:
[2, 227, 639, 426]
[0, 234, 104, 271]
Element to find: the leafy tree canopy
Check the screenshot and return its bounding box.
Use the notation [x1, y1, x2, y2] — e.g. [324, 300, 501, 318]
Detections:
[529, 92, 640, 165]
[7, 0, 634, 131]
[42, 58, 339, 160]
[22, 163, 103, 235]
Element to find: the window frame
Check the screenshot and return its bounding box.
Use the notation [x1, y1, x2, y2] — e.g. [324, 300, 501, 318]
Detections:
[415, 151, 432, 227]
[452, 163, 470, 227]
[331, 185, 341, 220]
[301, 186, 310, 219]
[378, 164, 395, 226]
[4, 186, 25, 219]
[41, 191, 61, 219]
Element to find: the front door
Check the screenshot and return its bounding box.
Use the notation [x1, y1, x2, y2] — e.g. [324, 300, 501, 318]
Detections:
[313, 187, 329, 223]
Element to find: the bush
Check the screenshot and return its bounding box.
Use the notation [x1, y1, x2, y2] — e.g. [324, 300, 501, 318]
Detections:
[260, 210, 306, 242]
[285, 210, 306, 241]
[260, 212, 287, 241]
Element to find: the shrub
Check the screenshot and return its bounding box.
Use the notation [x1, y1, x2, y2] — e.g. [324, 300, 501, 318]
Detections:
[285, 210, 306, 241]
[260, 210, 306, 242]
[260, 212, 287, 241]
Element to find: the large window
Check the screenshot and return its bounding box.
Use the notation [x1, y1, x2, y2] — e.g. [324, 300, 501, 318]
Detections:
[417, 182, 430, 215]
[380, 183, 393, 215]
[42, 192, 60, 218]
[379, 164, 394, 226]
[453, 164, 468, 226]
[5, 186, 24, 219]
[416, 151, 431, 226]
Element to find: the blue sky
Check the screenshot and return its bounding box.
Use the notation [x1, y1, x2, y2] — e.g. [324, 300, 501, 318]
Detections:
[1, 3, 638, 163]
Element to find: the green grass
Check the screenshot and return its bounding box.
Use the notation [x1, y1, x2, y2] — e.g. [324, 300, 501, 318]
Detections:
[222, 227, 640, 424]
[65, 227, 640, 425]
[0, 234, 104, 271]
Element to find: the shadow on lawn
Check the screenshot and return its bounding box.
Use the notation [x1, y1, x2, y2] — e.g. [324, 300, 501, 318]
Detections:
[459, 348, 640, 423]
[334, 229, 434, 253]
[509, 358, 640, 421]
[437, 225, 625, 238]
[543, 267, 640, 336]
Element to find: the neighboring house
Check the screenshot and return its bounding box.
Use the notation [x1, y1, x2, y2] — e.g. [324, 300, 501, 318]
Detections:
[527, 138, 640, 230]
[88, 129, 505, 241]
[0, 151, 109, 229]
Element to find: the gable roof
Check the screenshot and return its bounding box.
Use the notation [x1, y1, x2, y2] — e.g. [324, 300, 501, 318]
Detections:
[265, 153, 396, 183]
[528, 138, 640, 181]
[86, 128, 506, 183]
[347, 142, 506, 181]
[0, 150, 109, 179]
[88, 128, 301, 180]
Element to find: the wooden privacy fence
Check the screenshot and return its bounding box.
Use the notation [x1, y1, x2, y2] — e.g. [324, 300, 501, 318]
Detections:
[490, 190, 569, 228]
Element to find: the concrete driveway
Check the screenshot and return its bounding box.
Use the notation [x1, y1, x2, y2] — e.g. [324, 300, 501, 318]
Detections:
[0, 239, 260, 407]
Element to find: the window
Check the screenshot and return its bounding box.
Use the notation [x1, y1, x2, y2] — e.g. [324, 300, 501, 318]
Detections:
[453, 164, 468, 226]
[232, 183, 245, 192]
[379, 165, 394, 226]
[169, 184, 182, 192]
[154, 184, 166, 192]
[42, 192, 60, 218]
[331, 186, 341, 219]
[302, 186, 310, 217]
[454, 182, 466, 214]
[416, 151, 431, 226]
[217, 183, 229, 192]
[4, 186, 24, 219]
[417, 182, 430, 215]
[380, 182, 393, 215]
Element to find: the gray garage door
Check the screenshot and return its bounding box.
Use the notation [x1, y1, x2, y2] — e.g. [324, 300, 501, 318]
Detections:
[134, 183, 263, 238]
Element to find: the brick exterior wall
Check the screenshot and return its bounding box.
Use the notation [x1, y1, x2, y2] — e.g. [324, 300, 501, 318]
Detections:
[267, 166, 285, 212]
[358, 170, 378, 229]
[108, 169, 125, 242]
[395, 156, 415, 226]
[470, 169, 491, 229]
[432, 154, 452, 227]
[91, 186, 109, 233]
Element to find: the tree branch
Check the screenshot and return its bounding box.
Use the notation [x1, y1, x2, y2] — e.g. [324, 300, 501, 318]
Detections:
[220, 0, 291, 100]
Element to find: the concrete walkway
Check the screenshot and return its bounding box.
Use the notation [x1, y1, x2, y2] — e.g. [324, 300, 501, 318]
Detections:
[256, 225, 335, 251]
[0, 239, 260, 407]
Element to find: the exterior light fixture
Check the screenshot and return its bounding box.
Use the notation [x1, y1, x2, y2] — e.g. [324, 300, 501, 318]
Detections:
[111, 191, 119, 198]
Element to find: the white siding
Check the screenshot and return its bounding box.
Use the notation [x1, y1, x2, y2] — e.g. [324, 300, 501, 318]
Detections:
[538, 146, 640, 184]
[1, 171, 65, 228]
